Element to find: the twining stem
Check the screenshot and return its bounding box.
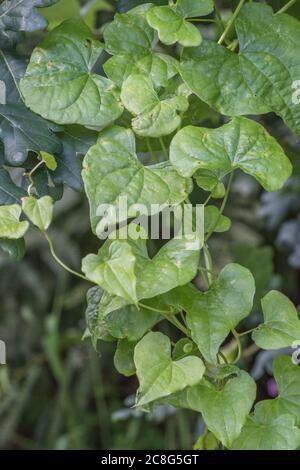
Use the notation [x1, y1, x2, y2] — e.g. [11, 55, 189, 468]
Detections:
[43, 231, 88, 281]
[26, 159, 46, 195]
[203, 243, 213, 286]
[218, 351, 229, 364]
[238, 326, 258, 337]
[231, 329, 242, 364]
[204, 172, 234, 242]
[159, 136, 168, 160]
[139, 302, 190, 336]
[276, 0, 298, 15]
[218, 0, 245, 45]
[188, 18, 218, 23]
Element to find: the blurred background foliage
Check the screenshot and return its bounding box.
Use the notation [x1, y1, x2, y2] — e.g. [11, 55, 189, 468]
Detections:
[1, 0, 300, 450]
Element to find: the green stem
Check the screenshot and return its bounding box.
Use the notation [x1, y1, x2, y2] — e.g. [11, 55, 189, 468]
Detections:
[217, 0, 245, 45]
[203, 243, 213, 286]
[188, 18, 218, 23]
[276, 0, 298, 15]
[159, 136, 168, 160]
[43, 231, 88, 281]
[204, 172, 233, 242]
[231, 329, 242, 364]
[139, 302, 190, 336]
[218, 351, 228, 364]
[238, 326, 257, 337]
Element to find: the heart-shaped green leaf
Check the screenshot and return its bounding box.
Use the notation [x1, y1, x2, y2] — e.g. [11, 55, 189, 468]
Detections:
[253, 290, 300, 349]
[170, 117, 291, 191]
[180, 3, 300, 135]
[82, 225, 202, 304]
[82, 126, 192, 234]
[22, 195, 54, 231]
[146, 5, 202, 47]
[121, 74, 189, 137]
[185, 263, 255, 363]
[0, 204, 29, 239]
[20, 19, 123, 128]
[134, 331, 205, 406]
[187, 370, 256, 448]
[232, 404, 300, 450]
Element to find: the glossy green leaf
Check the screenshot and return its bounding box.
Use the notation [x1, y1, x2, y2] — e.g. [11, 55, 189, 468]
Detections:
[82, 126, 192, 234]
[253, 291, 300, 350]
[22, 196, 54, 231]
[185, 263, 255, 363]
[0, 169, 27, 205]
[82, 225, 202, 303]
[187, 370, 256, 448]
[134, 331, 205, 406]
[0, 49, 62, 166]
[121, 74, 189, 137]
[40, 0, 80, 30]
[170, 117, 291, 191]
[0, 238, 26, 260]
[114, 339, 136, 376]
[176, 0, 214, 18]
[0, 205, 29, 239]
[180, 3, 300, 135]
[0, 0, 57, 48]
[20, 19, 123, 128]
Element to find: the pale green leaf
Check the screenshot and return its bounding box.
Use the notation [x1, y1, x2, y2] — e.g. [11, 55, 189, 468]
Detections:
[22, 196, 54, 231]
[134, 331, 205, 406]
[121, 74, 189, 137]
[20, 19, 123, 127]
[232, 407, 300, 450]
[146, 5, 202, 47]
[170, 117, 291, 191]
[187, 370, 256, 448]
[82, 225, 202, 303]
[204, 206, 231, 233]
[253, 291, 300, 349]
[40, 151, 57, 171]
[180, 3, 300, 135]
[82, 126, 192, 234]
[114, 339, 136, 376]
[0, 205, 29, 239]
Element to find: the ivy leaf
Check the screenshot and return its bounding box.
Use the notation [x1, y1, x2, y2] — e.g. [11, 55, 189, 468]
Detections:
[22, 195, 54, 231]
[82, 225, 202, 303]
[0, 168, 26, 205]
[170, 117, 292, 191]
[53, 126, 97, 192]
[146, 4, 202, 48]
[204, 206, 231, 234]
[185, 263, 255, 363]
[120, 74, 189, 137]
[0, 204, 29, 239]
[134, 331, 205, 406]
[176, 0, 214, 18]
[114, 339, 136, 376]
[20, 19, 123, 128]
[180, 3, 300, 135]
[187, 370, 256, 448]
[0, 238, 25, 260]
[0, 51, 62, 166]
[0, 0, 57, 48]
[253, 291, 300, 350]
[82, 126, 192, 234]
